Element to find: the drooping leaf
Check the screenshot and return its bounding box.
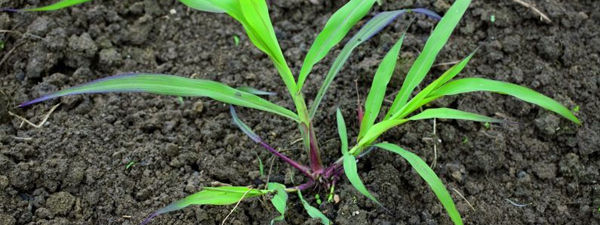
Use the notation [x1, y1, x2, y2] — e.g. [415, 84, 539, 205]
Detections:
[237, 86, 276, 96]
[408, 108, 502, 123]
[178, 0, 226, 13]
[141, 186, 269, 225]
[374, 142, 463, 225]
[298, 191, 331, 225]
[390, 51, 476, 119]
[386, 0, 471, 119]
[308, 8, 440, 119]
[22, 0, 91, 11]
[230, 106, 262, 142]
[297, 0, 376, 90]
[427, 78, 581, 124]
[358, 34, 405, 140]
[342, 154, 382, 206]
[267, 183, 288, 225]
[20, 74, 300, 122]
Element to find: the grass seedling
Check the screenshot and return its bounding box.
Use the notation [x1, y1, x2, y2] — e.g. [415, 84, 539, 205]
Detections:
[13, 0, 580, 224]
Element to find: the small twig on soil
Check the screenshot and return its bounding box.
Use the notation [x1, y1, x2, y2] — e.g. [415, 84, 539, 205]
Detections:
[430, 118, 438, 168]
[264, 155, 276, 186]
[11, 136, 33, 141]
[221, 188, 252, 225]
[9, 103, 61, 129]
[505, 198, 531, 207]
[511, 0, 552, 23]
[0, 30, 45, 40]
[452, 188, 475, 211]
[433, 60, 460, 67]
[0, 40, 25, 67]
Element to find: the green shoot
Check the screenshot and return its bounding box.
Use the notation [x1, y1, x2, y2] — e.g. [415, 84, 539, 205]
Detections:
[125, 161, 136, 170]
[315, 194, 322, 205]
[233, 35, 240, 46]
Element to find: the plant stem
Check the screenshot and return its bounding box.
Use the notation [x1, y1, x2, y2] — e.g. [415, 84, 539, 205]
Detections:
[257, 140, 313, 179]
[307, 124, 323, 173]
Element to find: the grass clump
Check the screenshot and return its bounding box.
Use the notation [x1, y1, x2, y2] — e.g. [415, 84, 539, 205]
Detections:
[13, 0, 580, 224]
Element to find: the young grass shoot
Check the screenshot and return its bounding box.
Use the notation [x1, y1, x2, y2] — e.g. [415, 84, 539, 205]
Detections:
[13, 0, 580, 224]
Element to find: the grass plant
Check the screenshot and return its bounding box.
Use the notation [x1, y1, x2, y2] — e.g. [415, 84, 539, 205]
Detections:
[11, 0, 580, 224]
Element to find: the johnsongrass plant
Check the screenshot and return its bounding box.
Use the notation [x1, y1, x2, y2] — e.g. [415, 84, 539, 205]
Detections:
[13, 0, 581, 224]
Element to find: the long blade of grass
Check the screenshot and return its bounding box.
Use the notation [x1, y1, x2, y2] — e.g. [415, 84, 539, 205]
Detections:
[357, 119, 408, 148]
[22, 0, 90, 11]
[267, 182, 288, 225]
[337, 108, 379, 205]
[298, 191, 331, 225]
[391, 51, 476, 119]
[20, 73, 300, 122]
[141, 186, 269, 225]
[358, 35, 405, 140]
[374, 142, 463, 225]
[427, 78, 581, 124]
[308, 8, 440, 119]
[408, 108, 502, 123]
[386, 0, 471, 119]
[297, 0, 376, 90]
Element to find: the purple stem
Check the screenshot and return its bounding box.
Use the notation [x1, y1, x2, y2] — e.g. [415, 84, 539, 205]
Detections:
[0, 8, 20, 13]
[307, 126, 323, 173]
[293, 180, 315, 191]
[257, 140, 313, 179]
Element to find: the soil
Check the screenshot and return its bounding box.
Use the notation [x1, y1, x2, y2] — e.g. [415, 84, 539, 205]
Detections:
[1, 0, 599, 224]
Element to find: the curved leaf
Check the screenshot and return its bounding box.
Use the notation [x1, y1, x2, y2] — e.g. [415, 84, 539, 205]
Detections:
[20, 73, 300, 122]
[391, 51, 476, 119]
[23, 0, 91, 11]
[298, 191, 331, 225]
[178, 0, 225, 13]
[374, 142, 463, 225]
[386, 0, 472, 119]
[267, 183, 288, 225]
[141, 186, 269, 225]
[408, 108, 502, 123]
[428, 78, 581, 124]
[297, 0, 376, 90]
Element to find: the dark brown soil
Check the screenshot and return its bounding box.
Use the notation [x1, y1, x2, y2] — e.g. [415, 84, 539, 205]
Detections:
[1, 0, 599, 224]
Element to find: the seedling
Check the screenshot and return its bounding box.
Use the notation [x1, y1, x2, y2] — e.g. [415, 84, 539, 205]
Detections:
[12, 0, 580, 225]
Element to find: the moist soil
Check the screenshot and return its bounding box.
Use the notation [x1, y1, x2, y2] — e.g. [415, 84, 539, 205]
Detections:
[1, 0, 599, 224]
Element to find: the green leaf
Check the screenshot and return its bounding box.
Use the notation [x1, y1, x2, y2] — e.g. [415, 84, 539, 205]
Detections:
[428, 78, 581, 124]
[298, 191, 331, 225]
[297, 0, 376, 90]
[390, 51, 476, 119]
[374, 142, 463, 225]
[386, 0, 471, 119]
[358, 34, 405, 140]
[408, 108, 502, 123]
[357, 119, 408, 148]
[267, 183, 288, 225]
[23, 0, 91, 11]
[336, 109, 349, 154]
[142, 186, 269, 225]
[21, 74, 300, 122]
[178, 0, 225, 13]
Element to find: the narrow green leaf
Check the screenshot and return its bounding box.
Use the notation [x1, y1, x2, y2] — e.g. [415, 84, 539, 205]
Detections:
[21, 74, 300, 122]
[267, 183, 288, 225]
[408, 108, 502, 123]
[23, 0, 91, 11]
[336, 108, 348, 154]
[308, 8, 440, 119]
[386, 0, 471, 119]
[298, 191, 331, 225]
[391, 51, 476, 119]
[358, 35, 405, 140]
[178, 0, 225, 13]
[428, 78, 581, 124]
[142, 186, 269, 225]
[297, 0, 376, 90]
[357, 119, 408, 148]
[374, 142, 463, 225]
